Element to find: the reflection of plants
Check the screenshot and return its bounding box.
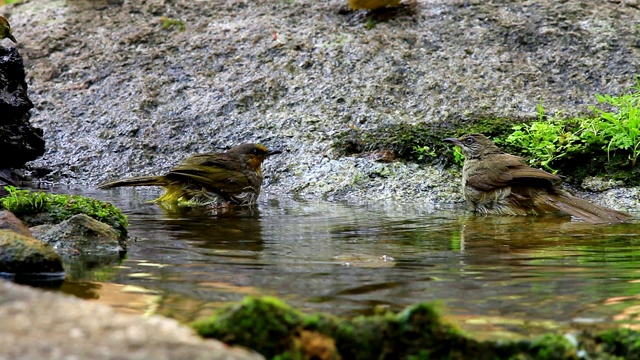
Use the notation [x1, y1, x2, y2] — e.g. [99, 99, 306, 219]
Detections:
[586, 82, 640, 167]
[505, 102, 582, 173]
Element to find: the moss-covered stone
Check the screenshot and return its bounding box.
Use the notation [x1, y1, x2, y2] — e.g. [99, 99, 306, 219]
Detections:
[591, 328, 640, 360]
[192, 296, 640, 360]
[193, 296, 305, 359]
[332, 117, 528, 168]
[0, 186, 128, 239]
[0, 229, 64, 274]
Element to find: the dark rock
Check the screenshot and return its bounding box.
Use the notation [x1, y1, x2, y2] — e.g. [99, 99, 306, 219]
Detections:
[0, 229, 64, 274]
[0, 210, 32, 237]
[0, 46, 45, 169]
[37, 214, 126, 257]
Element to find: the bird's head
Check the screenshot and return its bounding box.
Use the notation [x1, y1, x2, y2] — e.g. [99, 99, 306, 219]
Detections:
[229, 143, 282, 171]
[0, 16, 17, 43]
[443, 133, 502, 159]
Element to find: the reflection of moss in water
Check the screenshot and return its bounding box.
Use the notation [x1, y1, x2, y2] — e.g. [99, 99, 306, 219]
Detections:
[191, 295, 640, 359]
[63, 256, 124, 282]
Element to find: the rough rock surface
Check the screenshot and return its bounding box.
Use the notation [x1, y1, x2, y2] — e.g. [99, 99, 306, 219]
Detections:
[3, 0, 640, 207]
[36, 213, 126, 257]
[0, 210, 33, 237]
[0, 279, 264, 360]
[0, 229, 63, 274]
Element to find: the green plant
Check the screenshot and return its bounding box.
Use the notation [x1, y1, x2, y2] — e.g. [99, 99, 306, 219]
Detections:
[505, 102, 583, 172]
[452, 147, 464, 166]
[585, 82, 640, 167]
[412, 145, 436, 161]
[0, 186, 129, 238]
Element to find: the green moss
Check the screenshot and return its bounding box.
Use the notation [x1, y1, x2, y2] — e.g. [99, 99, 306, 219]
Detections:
[191, 296, 640, 359]
[333, 115, 640, 186]
[0, 186, 128, 238]
[192, 296, 304, 359]
[159, 16, 186, 32]
[518, 334, 579, 360]
[594, 328, 640, 360]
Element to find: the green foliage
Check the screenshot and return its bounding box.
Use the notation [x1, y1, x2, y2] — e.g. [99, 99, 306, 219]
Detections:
[586, 82, 640, 167]
[452, 147, 465, 166]
[505, 102, 583, 173]
[0, 186, 128, 238]
[412, 145, 436, 161]
[159, 16, 185, 32]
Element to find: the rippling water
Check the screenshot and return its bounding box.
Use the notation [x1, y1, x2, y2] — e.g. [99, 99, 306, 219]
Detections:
[54, 187, 640, 339]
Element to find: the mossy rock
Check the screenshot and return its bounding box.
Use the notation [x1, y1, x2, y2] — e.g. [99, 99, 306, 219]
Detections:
[0, 229, 64, 274]
[192, 296, 640, 359]
[193, 296, 305, 359]
[0, 187, 128, 239]
[332, 117, 526, 167]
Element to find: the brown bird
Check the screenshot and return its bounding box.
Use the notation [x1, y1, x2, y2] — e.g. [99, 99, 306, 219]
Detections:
[0, 15, 17, 43]
[443, 133, 632, 224]
[98, 143, 281, 206]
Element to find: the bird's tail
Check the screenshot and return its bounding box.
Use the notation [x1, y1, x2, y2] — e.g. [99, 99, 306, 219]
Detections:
[541, 192, 632, 224]
[98, 176, 167, 189]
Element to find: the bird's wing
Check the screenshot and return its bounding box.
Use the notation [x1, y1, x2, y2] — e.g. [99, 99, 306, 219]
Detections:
[165, 153, 251, 193]
[503, 154, 562, 184]
[466, 154, 560, 191]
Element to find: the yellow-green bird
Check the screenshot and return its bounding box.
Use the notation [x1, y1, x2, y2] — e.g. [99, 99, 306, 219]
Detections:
[0, 15, 16, 43]
[347, 0, 400, 10]
[98, 143, 282, 206]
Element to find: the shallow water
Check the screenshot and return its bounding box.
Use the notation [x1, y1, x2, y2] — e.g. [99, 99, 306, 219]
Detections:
[55, 188, 640, 339]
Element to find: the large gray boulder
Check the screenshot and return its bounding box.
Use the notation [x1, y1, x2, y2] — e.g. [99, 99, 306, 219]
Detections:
[0, 279, 264, 360]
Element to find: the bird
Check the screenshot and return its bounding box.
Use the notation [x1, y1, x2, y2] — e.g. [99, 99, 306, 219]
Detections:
[443, 133, 632, 224]
[0, 15, 16, 44]
[98, 143, 282, 206]
[347, 0, 401, 10]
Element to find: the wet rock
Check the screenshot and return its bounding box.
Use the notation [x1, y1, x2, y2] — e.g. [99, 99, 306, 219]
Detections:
[37, 214, 126, 257]
[581, 176, 625, 192]
[0, 279, 265, 360]
[8, 0, 640, 204]
[0, 47, 45, 169]
[0, 229, 63, 274]
[0, 210, 32, 237]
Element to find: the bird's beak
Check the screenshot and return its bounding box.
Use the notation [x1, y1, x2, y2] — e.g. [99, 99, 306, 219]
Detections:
[7, 32, 16, 43]
[443, 137, 462, 147]
[267, 149, 282, 156]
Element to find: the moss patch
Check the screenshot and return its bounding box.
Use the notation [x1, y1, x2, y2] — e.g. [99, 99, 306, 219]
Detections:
[0, 186, 128, 239]
[332, 117, 527, 167]
[333, 116, 640, 186]
[193, 296, 640, 359]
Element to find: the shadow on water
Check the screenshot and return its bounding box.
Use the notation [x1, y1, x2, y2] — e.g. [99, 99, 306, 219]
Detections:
[49, 187, 640, 339]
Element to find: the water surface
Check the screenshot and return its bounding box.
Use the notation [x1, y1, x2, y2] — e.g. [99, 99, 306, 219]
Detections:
[57, 188, 640, 339]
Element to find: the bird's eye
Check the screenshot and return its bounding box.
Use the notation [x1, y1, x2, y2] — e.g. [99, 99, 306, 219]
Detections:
[465, 137, 475, 145]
